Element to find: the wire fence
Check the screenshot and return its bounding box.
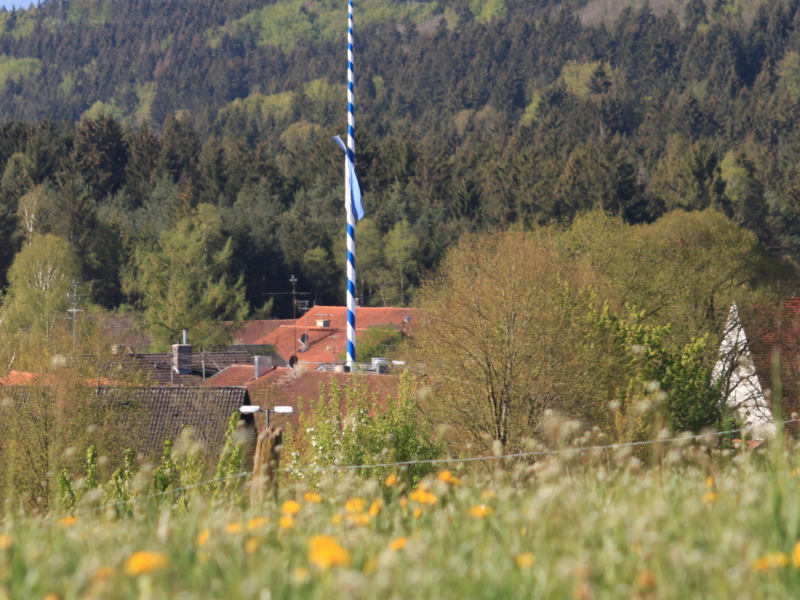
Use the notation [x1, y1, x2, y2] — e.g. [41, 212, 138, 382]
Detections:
[46, 417, 796, 520]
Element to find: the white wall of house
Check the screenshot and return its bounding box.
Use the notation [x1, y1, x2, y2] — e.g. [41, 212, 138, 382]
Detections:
[712, 303, 775, 438]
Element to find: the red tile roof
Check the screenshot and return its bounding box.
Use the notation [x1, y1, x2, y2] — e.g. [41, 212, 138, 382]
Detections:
[0, 370, 125, 387]
[256, 306, 416, 365]
[230, 320, 295, 345]
[201, 365, 257, 387]
[242, 368, 400, 431]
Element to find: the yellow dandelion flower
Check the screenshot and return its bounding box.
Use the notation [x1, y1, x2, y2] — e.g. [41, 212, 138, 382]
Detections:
[438, 470, 460, 485]
[94, 566, 113, 582]
[304, 492, 322, 504]
[308, 535, 350, 571]
[125, 551, 169, 575]
[752, 552, 790, 571]
[385, 474, 398, 487]
[282, 500, 301, 515]
[0, 534, 11, 550]
[345, 498, 365, 513]
[196, 529, 210, 547]
[346, 513, 371, 526]
[245, 538, 259, 554]
[705, 475, 714, 488]
[58, 516, 77, 526]
[247, 517, 269, 531]
[369, 499, 382, 516]
[225, 523, 243, 534]
[515, 553, 536, 569]
[279, 515, 295, 530]
[413, 508, 422, 518]
[468, 505, 493, 518]
[702, 492, 721, 504]
[793, 540, 800, 569]
[293, 567, 310, 584]
[390, 537, 408, 551]
[332, 514, 344, 525]
[409, 489, 437, 505]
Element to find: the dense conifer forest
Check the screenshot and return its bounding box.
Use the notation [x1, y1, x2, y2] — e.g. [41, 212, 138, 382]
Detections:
[0, 0, 798, 316]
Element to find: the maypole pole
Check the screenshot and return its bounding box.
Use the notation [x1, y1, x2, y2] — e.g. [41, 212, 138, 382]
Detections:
[345, 0, 357, 370]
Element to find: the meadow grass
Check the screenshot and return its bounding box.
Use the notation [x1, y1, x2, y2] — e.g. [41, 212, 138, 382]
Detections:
[3, 445, 800, 600]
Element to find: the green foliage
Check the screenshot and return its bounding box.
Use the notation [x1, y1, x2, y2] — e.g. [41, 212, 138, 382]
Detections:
[212, 412, 246, 506]
[587, 303, 722, 435]
[123, 210, 249, 349]
[105, 448, 137, 512]
[153, 439, 179, 495]
[58, 469, 76, 511]
[173, 426, 206, 511]
[85, 444, 98, 490]
[293, 372, 440, 487]
[0, 55, 39, 90]
[356, 326, 403, 363]
[212, 0, 437, 52]
[4, 234, 81, 333]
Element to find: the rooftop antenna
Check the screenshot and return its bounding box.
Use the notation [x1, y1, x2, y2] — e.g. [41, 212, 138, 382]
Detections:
[66, 280, 90, 354]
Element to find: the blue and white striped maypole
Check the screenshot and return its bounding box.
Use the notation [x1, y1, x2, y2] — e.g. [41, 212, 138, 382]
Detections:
[345, 0, 357, 369]
[333, 0, 363, 370]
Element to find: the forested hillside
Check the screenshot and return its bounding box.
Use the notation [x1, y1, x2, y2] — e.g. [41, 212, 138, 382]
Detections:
[0, 0, 799, 318]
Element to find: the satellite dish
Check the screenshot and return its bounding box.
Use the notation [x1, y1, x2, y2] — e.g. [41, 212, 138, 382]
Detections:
[289, 355, 298, 368]
[299, 333, 308, 346]
[403, 315, 412, 323]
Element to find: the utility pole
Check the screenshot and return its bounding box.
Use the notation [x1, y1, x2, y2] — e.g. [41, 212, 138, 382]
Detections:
[66, 280, 90, 355]
[291, 275, 297, 360]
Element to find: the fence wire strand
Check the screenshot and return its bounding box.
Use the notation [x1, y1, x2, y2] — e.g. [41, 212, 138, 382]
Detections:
[46, 417, 796, 520]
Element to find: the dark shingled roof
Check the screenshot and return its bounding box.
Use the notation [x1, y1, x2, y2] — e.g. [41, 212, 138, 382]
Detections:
[97, 386, 255, 458]
[133, 351, 257, 386]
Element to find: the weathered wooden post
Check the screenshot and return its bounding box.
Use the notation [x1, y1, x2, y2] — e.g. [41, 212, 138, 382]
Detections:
[251, 426, 283, 504]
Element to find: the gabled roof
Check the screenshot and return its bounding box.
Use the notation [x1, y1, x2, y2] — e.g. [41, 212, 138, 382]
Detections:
[241, 368, 400, 431]
[133, 351, 257, 386]
[231, 320, 295, 344]
[256, 306, 416, 365]
[200, 365, 258, 387]
[97, 386, 254, 458]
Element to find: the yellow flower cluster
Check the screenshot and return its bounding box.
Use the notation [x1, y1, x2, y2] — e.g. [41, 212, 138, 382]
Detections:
[438, 470, 461, 485]
[282, 500, 301, 515]
[125, 551, 169, 575]
[410, 489, 437, 505]
[345, 498, 365, 513]
[308, 535, 350, 570]
[468, 505, 493, 518]
[752, 541, 800, 572]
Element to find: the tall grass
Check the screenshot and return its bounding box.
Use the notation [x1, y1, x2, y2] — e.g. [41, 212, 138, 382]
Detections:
[2, 446, 800, 599]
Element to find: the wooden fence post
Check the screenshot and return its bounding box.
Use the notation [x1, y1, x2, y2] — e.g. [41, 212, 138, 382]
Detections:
[251, 427, 283, 504]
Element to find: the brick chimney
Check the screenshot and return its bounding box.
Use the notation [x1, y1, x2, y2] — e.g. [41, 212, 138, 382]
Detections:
[172, 330, 192, 374]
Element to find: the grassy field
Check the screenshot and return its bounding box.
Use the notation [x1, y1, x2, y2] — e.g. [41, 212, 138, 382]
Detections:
[3, 445, 800, 600]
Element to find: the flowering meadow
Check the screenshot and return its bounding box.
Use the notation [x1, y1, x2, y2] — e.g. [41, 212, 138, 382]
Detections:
[4, 448, 800, 600]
